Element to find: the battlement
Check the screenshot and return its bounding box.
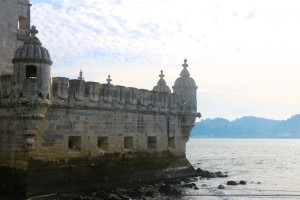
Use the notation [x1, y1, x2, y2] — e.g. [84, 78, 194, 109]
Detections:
[0, 75, 192, 115]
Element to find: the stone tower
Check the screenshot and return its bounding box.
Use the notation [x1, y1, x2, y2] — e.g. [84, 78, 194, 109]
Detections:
[0, 0, 31, 75]
[12, 26, 52, 104]
[173, 59, 198, 112]
[173, 59, 199, 140]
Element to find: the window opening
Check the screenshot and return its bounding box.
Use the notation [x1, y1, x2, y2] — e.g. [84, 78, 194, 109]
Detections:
[147, 136, 157, 150]
[18, 16, 27, 30]
[124, 136, 133, 150]
[98, 137, 108, 151]
[26, 65, 37, 79]
[68, 136, 81, 151]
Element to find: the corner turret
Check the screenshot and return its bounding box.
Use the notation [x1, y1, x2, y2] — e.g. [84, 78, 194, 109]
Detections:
[12, 26, 52, 104]
[173, 59, 200, 141]
[173, 59, 197, 112]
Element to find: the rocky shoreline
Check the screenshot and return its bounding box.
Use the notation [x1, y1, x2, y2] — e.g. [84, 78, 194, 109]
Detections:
[26, 168, 229, 200]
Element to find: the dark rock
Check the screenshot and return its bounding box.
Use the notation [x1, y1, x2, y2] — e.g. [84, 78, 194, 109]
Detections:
[196, 168, 203, 173]
[126, 190, 142, 198]
[218, 184, 225, 189]
[227, 180, 238, 185]
[167, 188, 182, 196]
[215, 171, 228, 178]
[240, 180, 247, 185]
[193, 186, 199, 190]
[145, 190, 156, 197]
[181, 183, 196, 188]
[158, 184, 170, 193]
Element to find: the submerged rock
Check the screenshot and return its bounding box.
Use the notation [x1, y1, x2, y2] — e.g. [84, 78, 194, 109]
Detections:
[196, 168, 228, 178]
[240, 180, 247, 185]
[227, 180, 238, 185]
[158, 184, 171, 194]
[218, 184, 226, 189]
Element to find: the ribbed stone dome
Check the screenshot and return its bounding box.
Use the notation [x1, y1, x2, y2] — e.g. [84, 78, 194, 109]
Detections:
[173, 59, 197, 88]
[12, 26, 52, 64]
[153, 70, 171, 93]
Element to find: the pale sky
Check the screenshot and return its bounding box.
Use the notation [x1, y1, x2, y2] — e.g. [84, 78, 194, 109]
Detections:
[30, 0, 300, 121]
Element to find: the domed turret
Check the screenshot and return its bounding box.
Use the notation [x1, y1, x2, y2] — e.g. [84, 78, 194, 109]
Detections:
[13, 26, 52, 64]
[153, 70, 171, 93]
[12, 26, 52, 103]
[173, 59, 197, 111]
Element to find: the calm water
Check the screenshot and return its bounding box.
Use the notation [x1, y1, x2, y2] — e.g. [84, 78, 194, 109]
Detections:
[185, 139, 300, 199]
[1, 139, 300, 199]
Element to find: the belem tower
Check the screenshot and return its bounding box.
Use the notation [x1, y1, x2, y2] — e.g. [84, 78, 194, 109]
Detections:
[0, 0, 201, 193]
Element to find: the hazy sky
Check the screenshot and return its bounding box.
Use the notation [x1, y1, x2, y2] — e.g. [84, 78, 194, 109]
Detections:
[30, 0, 300, 121]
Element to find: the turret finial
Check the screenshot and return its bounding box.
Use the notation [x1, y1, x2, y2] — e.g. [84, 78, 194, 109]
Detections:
[157, 70, 167, 85]
[30, 25, 38, 37]
[180, 58, 190, 77]
[182, 59, 188, 68]
[159, 70, 165, 79]
[78, 70, 84, 81]
[107, 75, 112, 84]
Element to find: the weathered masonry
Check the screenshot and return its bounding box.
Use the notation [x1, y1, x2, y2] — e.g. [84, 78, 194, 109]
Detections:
[0, 0, 201, 194]
[0, 0, 31, 75]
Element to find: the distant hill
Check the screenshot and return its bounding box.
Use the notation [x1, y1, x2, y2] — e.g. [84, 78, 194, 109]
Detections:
[191, 114, 300, 138]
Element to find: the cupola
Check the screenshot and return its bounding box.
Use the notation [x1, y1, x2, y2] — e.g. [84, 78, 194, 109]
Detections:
[153, 70, 171, 93]
[173, 59, 196, 88]
[13, 26, 52, 65]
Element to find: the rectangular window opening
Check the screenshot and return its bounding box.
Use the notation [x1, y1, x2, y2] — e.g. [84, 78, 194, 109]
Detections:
[147, 136, 157, 150]
[168, 137, 175, 149]
[124, 136, 133, 150]
[18, 16, 27, 30]
[26, 65, 37, 79]
[98, 137, 108, 151]
[68, 136, 81, 152]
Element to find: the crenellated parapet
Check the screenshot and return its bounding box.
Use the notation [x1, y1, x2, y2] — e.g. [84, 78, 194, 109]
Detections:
[48, 77, 181, 114]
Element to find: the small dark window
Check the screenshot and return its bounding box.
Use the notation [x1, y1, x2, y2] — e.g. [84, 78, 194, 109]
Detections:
[98, 137, 108, 151]
[168, 137, 175, 149]
[18, 16, 27, 30]
[147, 136, 157, 150]
[26, 65, 37, 79]
[124, 136, 133, 150]
[68, 136, 81, 151]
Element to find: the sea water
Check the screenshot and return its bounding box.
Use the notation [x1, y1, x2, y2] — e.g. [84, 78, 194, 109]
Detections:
[184, 139, 300, 199]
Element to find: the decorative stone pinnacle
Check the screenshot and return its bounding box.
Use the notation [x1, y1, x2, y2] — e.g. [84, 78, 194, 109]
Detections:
[180, 58, 190, 77]
[182, 58, 188, 68]
[30, 25, 38, 37]
[107, 75, 112, 84]
[78, 70, 84, 81]
[159, 70, 165, 79]
[157, 70, 166, 85]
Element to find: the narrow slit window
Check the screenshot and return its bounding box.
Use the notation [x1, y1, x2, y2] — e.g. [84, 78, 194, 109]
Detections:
[26, 65, 37, 79]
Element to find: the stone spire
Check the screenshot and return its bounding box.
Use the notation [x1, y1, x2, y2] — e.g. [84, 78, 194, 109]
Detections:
[180, 58, 190, 77]
[78, 70, 84, 81]
[106, 75, 112, 85]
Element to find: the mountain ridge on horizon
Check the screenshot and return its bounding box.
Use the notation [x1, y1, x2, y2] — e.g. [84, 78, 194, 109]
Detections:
[191, 114, 300, 138]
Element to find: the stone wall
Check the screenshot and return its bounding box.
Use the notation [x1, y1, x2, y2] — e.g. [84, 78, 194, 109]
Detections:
[0, 0, 31, 75]
[30, 107, 185, 161]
